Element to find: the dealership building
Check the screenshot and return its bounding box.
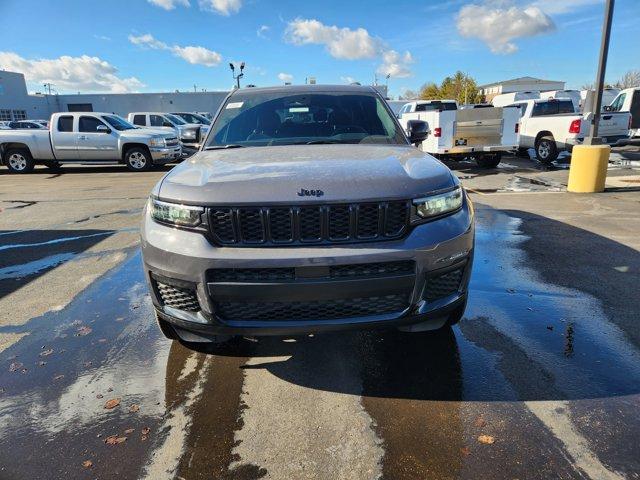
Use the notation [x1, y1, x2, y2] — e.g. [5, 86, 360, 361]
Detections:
[0, 70, 229, 122]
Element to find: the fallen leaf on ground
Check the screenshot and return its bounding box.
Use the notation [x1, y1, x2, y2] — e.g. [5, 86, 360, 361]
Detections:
[9, 362, 23, 372]
[39, 349, 54, 357]
[478, 435, 495, 445]
[104, 435, 126, 445]
[460, 447, 471, 456]
[124, 428, 134, 435]
[474, 417, 486, 428]
[129, 404, 140, 413]
[141, 427, 150, 435]
[96, 394, 103, 399]
[104, 398, 120, 409]
[76, 326, 92, 336]
[82, 460, 93, 468]
[141, 435, 147, 441]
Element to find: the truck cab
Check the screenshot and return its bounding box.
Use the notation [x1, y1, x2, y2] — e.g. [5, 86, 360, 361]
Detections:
[128, 112, 207, 149]
[606, 88, 640, 137]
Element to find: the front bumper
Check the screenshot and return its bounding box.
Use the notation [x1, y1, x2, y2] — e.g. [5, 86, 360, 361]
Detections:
[150, 145, 182, 164]
[141, 199, 475, 339]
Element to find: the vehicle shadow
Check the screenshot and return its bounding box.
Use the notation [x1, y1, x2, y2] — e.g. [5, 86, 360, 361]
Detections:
[0, 229, 116, 300]
[0, 164, 178, 176]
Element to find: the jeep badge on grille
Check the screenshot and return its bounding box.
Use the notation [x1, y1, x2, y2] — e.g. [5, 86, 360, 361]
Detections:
[297, 188, 324, 197]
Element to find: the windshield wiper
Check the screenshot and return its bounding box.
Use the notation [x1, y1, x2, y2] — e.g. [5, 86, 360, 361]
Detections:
[204, 144, 246, 150]
[304, 140, 342, 145]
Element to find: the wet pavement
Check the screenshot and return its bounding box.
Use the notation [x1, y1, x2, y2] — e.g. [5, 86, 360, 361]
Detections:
[1, 203, 639, 479]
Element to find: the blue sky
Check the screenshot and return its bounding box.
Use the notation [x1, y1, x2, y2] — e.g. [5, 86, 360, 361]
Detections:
[0, 0, 638, 97]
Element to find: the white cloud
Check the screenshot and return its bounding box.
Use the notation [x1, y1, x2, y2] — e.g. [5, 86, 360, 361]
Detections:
[147, 0, 190, 10]
[128, 33, 168, 50]
[0, 51, 144, 93]
[285, 18, 414, 77]
[377, 50, 414, 78]
[286, 18, 380, 60]
[341, 76, 357, 84]
[277, 72, 293, 83]
[456, 1, 555, 54]
[172, 45, 222, 66]
[257, 25, 270, 39]
[93, 34, 111, 41]
[128, 33, 222, 67]
[198, 0, 241, 15]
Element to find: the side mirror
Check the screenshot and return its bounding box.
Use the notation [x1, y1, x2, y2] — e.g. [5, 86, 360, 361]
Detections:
[407, 119, 429, 145]
[96, 125, 111, 134]
[602, 105, 613, 112]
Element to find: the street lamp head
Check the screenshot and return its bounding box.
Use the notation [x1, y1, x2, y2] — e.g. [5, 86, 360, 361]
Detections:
[240, 62, 245, 71]
[229, 63, 235, 71]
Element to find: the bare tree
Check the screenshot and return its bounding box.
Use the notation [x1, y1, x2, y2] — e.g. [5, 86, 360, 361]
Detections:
[614, 70, 640, 89]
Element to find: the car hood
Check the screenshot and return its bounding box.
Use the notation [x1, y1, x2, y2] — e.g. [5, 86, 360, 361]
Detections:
[124, 128, 177, 139]
[158, 144, 456, 204]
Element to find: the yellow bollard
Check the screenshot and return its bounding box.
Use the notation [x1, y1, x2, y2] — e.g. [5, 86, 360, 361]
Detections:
[567, 144, 611, 193]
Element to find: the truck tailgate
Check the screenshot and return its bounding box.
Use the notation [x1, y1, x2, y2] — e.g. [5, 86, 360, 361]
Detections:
[597, 112, 631, 139]
[454, 108, 503, 146]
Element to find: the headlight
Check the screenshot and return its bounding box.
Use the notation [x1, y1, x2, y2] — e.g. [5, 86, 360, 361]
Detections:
[149, 137, 165, 148]
[182, 130, 196, 138]
[149, 198, 204, 227]
[413, 187, 463, 219]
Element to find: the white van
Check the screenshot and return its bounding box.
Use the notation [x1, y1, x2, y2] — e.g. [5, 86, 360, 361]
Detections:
[491, 91, 540, 107]
[540, 90, 581, 112]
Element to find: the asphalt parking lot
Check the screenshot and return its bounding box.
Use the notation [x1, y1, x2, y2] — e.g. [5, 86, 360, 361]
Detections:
[1, 153, 640, 479]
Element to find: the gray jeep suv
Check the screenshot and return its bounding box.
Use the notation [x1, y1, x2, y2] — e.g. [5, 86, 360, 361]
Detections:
[141, 85, 474, 343]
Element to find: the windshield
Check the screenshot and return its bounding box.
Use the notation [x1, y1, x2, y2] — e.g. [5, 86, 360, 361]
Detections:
[206, 91, 407, 148]
[102, 115, 137, 131]
[175, 112, 210, 124]
[165, 113, 186, 125]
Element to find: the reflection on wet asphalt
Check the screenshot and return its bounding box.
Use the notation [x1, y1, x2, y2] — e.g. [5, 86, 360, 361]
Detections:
[1, 207, 639, 479]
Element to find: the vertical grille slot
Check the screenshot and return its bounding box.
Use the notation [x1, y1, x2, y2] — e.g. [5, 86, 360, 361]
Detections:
[384, 201, 409, 236]
[239, 208, 264, 243]
[299, 206, 322, 241]
[356, 203, 381, 239]
[268, 208, 294, 243]
[328, 205, 351, 240]
[210, 208, 236, 243]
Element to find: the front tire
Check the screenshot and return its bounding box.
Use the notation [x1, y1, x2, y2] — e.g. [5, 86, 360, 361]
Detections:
[4, 148, 35, 173]
[535, 136, 558, 164]
[124, 147, 152, 172]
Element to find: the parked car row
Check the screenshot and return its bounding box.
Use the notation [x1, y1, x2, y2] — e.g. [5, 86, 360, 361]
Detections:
[127, 112, 209, 151]
[396, 87, 638, 165]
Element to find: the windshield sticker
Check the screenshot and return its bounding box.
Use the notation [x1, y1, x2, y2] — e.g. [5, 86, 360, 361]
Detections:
[289, 107, 309, 113]
[226, 102, 244, 109]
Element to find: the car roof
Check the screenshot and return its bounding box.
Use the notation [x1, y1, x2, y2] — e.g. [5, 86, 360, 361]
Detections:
[228, 84, 378, 97]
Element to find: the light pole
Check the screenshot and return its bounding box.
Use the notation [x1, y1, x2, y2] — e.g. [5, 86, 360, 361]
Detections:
[229, 62, 245, 89]
[585, 0, 615, 145]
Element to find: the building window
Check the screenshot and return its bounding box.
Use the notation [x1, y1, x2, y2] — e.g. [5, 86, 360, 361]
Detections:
[67, 103, 93, 112]
[0, 110, 11, 121]
[12, 110, 27, 120]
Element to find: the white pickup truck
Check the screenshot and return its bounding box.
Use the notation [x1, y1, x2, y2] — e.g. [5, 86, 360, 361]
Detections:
[398, 100, 519, 168]
[127, 112, 208, 150]
[606, 87, 640, 138]
[508, 98, 631, 163]
[0, 112, 181, 173]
